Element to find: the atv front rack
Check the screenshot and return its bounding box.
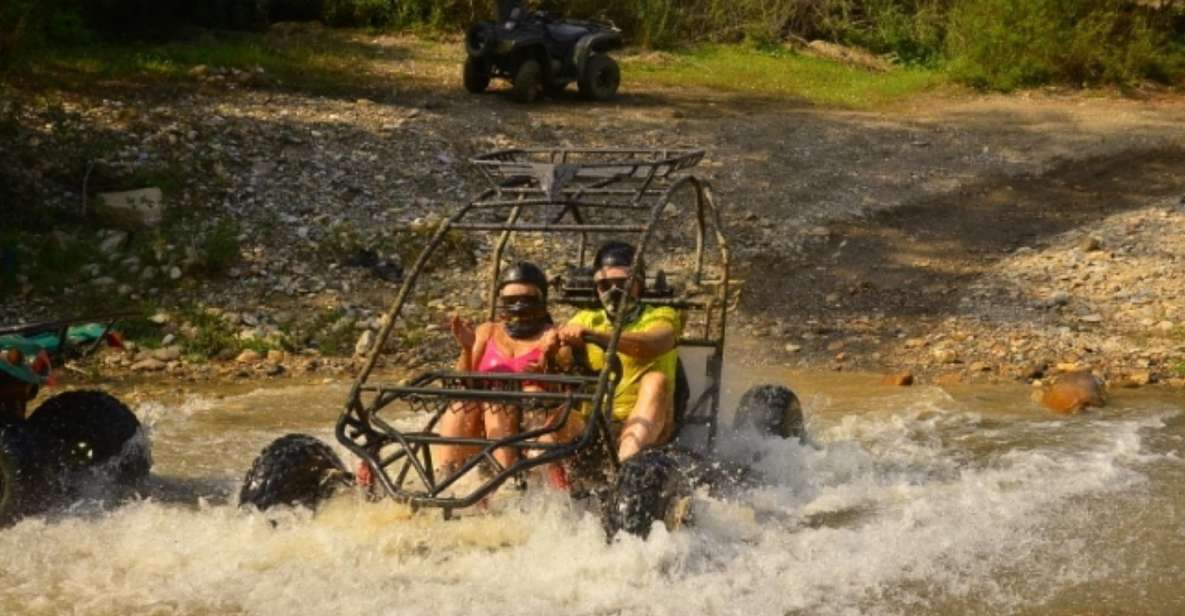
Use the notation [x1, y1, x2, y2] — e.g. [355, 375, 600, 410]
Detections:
[338, 371, 618, 514]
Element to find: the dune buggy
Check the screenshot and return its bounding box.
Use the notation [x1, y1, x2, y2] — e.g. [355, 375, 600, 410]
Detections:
[239, 148, 801, 537]
[463, 1, 623, 103]
[0, 315, 150, 525]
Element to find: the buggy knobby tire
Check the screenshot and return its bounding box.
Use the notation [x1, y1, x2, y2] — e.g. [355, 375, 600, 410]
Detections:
[463, 56, 490, 94]
[512, 59, 543, 103]
[603, 449, 692, 539]
[578, 54, 620, 102]
[733, 384, 804, 440]
[239, 434, 350, 511]
[27, 389, 150, 483]
[0, 424, 41, 525]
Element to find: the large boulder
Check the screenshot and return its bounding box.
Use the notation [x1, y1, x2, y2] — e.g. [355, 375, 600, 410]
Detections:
[96, 188, 164, 228]
[1038, 371, 1106, 414]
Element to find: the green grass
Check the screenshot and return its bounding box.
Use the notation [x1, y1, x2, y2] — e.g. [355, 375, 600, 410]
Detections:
[11, 30, 449, 97]
[625, 44, 948, 108]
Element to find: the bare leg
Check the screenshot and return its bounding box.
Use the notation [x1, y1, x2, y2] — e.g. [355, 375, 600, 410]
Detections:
[483, 404, 520, 470]
[618, 371, 671, 461]
[435, 400, 484, 470]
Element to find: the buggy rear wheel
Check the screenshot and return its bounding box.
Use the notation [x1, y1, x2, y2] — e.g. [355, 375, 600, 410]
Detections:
[0, 424, 41, 525]
[27, 390, 150, 483]
[733, 384, 804, 440]
[512, 59, 543, 103]
[578, 54, 620, 101]
[602, 449, 692, 539]
[239, 434, 351, 511]
[463, 56, 490, 94]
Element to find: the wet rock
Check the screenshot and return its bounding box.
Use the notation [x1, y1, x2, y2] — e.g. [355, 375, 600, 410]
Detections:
[1038, 371, 1105, 414]
[881, 371, 914, 386]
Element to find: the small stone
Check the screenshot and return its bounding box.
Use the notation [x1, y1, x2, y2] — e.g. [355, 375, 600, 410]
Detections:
[355, 330, 375, 356]
[826, 340, 845, 352]
[131, 358, 166, 372]
[824, 292, 841, 304]
[236, 349, 262, 363]
[99, 231, 129, 255]
[904, 337, 927, 349]
[149, 311, 171, 325]
[1156, 321, 1174, 332]
[96, 188, 164, 228]
[266, 349, 286, 363]
[1080, 314, 1103, 323]
[169, 266, 182, 280]
[931, 347, 958, 363]
[161, 334, 176, 346]
[969, 361, 991, 372]
[1078, 236, 1102, 252]
[152, 346, 182, 362]
[783, 343, 802, 353]
[881, 371, 914, 386]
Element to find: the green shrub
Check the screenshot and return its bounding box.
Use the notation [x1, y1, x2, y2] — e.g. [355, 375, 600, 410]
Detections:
[946, 0, 1180, 90]
[197, 218, 241, 276]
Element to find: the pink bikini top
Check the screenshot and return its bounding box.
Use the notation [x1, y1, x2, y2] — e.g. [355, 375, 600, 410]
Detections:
[476, 342, 543, 374]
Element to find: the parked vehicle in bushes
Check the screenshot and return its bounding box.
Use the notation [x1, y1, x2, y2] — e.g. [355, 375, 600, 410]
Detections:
[462, 1, 623, 102]
[0, 316, 150, 525]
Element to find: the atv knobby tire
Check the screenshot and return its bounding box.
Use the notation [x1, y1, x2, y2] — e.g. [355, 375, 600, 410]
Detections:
[733, 384, 804, 440]
[578, 54, 620, 101]
[512, 59, 543, 103]
[27, 389, 150, 483]
[463, 57, 490, 94]
[0, 424, 40, 525]
[603, 449, 692, 539]
[239, 434, 350, 511]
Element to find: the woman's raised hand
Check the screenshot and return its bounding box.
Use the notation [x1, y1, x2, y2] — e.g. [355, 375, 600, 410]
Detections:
[450, 314, 476, 352]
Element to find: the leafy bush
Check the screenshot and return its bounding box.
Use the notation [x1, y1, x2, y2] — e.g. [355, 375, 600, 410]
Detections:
[946, 0, 1180, 90]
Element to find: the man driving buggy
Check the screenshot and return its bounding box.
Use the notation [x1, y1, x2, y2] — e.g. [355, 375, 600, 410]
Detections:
[558, 241, 682, 461]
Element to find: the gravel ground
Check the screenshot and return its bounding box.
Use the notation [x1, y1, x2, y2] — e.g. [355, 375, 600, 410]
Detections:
[4, 32, 1185, 388]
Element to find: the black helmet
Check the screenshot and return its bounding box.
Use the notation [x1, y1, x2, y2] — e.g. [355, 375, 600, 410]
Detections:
[498, 261, 548, 300]
[593, 241, 643, 276]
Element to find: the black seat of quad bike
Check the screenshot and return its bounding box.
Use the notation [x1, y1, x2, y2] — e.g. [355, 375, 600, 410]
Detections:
[547, 23, 589, 44]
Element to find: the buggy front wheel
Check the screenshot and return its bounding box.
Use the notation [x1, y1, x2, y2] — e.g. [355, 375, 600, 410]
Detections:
[602, 449, 692, 539]
[733, 384, 804, 440]
[239, 434, 351, 511]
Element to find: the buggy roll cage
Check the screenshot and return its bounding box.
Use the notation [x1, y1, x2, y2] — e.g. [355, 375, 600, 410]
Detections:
[336, 148, 731, 516]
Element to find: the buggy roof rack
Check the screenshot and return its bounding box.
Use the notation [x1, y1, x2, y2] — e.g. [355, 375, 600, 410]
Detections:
[470, 147, 705, 202]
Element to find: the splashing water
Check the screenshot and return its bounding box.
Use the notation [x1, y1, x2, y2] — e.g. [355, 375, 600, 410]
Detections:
[2, 376, 1183, 616]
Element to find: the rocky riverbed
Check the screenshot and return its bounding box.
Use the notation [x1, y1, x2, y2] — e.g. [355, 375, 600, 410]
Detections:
[4, 31, 1185, 391]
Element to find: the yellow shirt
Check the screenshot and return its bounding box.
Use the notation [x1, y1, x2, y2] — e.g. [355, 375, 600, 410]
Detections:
[568, 305, 681, 421]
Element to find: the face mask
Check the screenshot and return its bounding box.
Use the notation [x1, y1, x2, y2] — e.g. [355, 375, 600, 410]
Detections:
[498, 294, 550, 339]
[597, 280, 641, 323]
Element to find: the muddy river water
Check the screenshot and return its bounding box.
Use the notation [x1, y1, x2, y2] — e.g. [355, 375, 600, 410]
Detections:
[1, 368, 1183, 615]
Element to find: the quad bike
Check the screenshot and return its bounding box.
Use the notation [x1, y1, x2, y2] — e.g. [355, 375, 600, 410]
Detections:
[240, 148, 803, 538]
[463, 1, 623, 103]
[0, 315, 150, 525]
